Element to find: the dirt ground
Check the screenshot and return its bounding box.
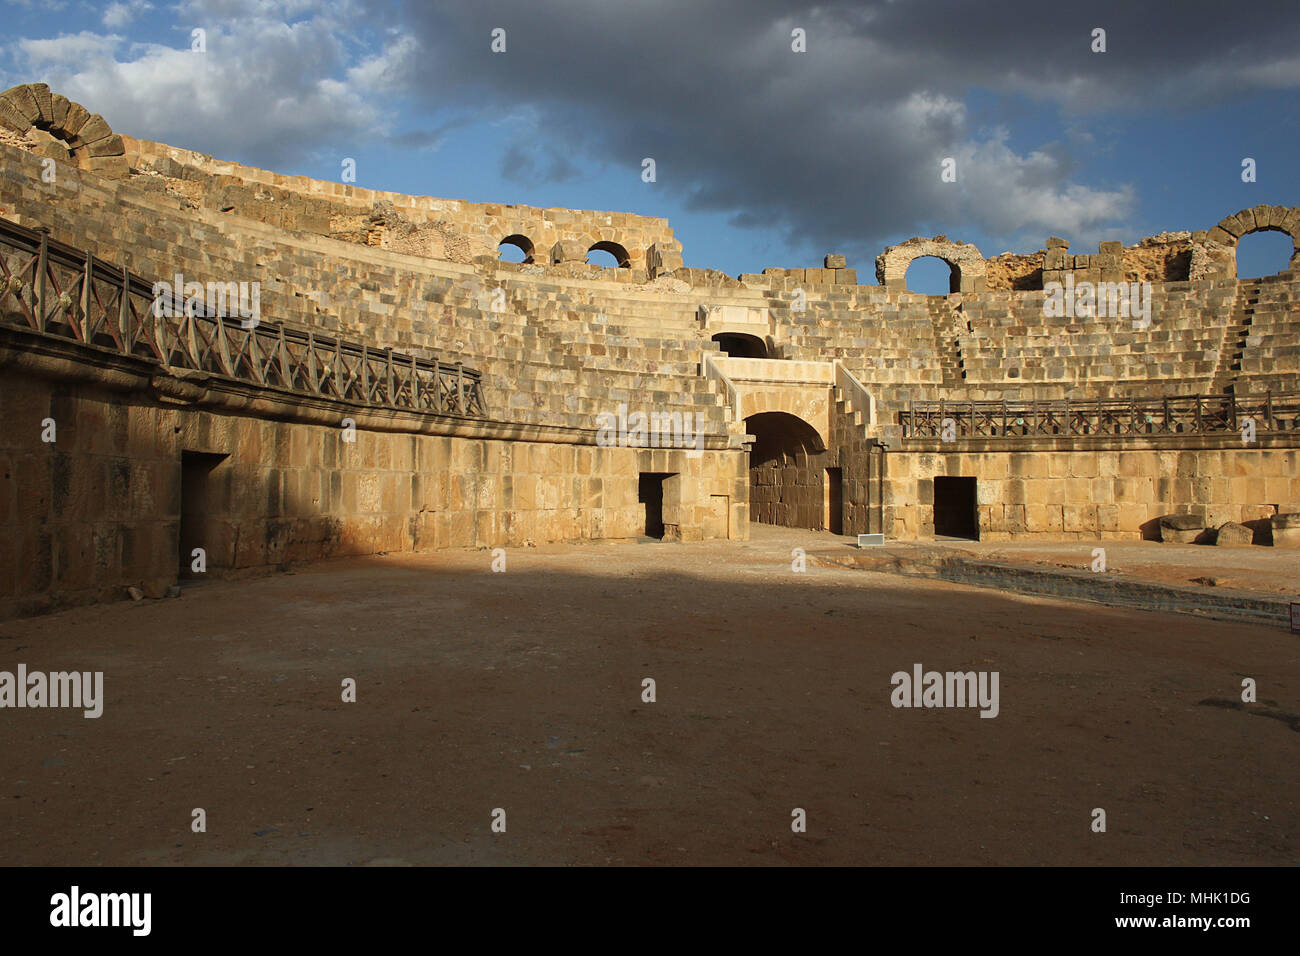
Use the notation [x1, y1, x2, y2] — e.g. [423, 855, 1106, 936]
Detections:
[1, 524, 1296, 866]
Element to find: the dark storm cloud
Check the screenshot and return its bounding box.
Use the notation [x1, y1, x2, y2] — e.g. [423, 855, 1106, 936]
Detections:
[367, 0, 1300, 256]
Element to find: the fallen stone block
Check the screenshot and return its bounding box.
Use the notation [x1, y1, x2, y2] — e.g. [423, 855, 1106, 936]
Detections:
[824, 254, 846, 269]
[1215, 521, 1253, 547]
[1159, 513, 1204, 544]
[1272, 513, 1300, 549]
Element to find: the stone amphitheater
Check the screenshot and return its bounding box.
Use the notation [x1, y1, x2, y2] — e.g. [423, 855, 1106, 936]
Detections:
[1, 82, 1298, 619]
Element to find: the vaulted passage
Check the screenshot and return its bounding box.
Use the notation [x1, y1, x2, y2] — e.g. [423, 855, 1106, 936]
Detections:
[746, 412, 827, 530]
[712, 332, 766, 358]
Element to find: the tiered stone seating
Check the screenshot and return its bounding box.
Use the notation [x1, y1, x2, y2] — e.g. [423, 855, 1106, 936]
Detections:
[0, 143, 731, 437]
[958, 284, 1233, 396]
[1229, 275, 1300, 393]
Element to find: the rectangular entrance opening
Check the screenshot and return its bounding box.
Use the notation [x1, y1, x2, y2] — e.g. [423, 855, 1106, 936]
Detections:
[180, 451, 229, 577]
[825, 467, 843, 535]
[638, 472, 673, 539]
[933, 476, 978, 540]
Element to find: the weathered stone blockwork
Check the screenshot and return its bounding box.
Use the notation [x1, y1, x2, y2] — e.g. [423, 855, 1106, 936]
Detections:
[880, 442, 1300, 542]
[1, 82, 1298, 619]
[0, 362, 745, 619]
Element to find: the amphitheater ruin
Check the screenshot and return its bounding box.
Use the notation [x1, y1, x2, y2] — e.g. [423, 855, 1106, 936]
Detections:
[1, 82, 1298, 619]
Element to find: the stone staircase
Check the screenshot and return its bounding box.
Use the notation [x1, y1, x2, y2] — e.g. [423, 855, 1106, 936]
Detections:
[928, 296, 967, 387]
[1212, 279, 1262, 394]
[1221, 276, 1300, 394]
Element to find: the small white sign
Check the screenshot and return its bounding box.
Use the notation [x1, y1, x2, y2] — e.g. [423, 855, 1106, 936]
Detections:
[857, 533, 885, 548]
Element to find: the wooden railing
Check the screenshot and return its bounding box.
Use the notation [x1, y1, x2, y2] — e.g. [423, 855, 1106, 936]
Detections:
[902, 393, 1300, 439]
[0, 218, 486, 417]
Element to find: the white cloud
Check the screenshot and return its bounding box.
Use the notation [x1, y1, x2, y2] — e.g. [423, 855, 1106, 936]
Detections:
[13, 6, 393, 166]
[102, 1, 153, 29]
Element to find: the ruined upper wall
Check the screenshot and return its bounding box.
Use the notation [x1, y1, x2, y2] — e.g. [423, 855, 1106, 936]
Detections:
[122, 136, 683, 276]
[6, 83, 1295, 296]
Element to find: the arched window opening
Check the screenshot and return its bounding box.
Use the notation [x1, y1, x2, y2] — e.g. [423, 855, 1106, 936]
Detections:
[586, 240, 631, 268]
[1235, 230, 1294, 279]
[498, 235, 534, 264]
[905, 256, 960, 295]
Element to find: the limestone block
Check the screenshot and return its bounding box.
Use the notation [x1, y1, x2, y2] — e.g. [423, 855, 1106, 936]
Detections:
[86, 155, 129, 178]
[550, 239, 585, 264]
[1, 85, 41, 124]
[1159, 512, 1203, 543]
[86, 134, 125, 158]
[1046, 237, 1069, 249]
[835, 269, 858, 284]
[1098, 241, 1122, 255]
[646, 242, 682, 277]
[49, 93, 70, 129]
[0, 96, 34, 132]
[1272, 513, 1300, 548]
[61, 102, 91, 136]
[1215, 521, 1253, 547]
[29, 83, 53, 123]
[77, 114, 113, 145]
[824, 254, 847, 270]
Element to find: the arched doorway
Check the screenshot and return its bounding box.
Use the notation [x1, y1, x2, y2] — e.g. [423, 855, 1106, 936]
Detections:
[712, 332, 767, 358]
[745, 411, 828, 530]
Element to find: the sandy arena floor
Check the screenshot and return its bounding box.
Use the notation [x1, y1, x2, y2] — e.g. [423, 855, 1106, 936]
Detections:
[1, 525, 1296, 866]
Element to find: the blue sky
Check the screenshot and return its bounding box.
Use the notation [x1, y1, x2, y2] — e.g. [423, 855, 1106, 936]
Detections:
[2, 0, 1297, 292]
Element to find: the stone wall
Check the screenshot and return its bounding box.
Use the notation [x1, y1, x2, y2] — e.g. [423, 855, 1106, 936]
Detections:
[883, 440, 1300, 541]
[124, 137, 682, 274]
[1, 85, 1298, 585]
[0, 140, 729, 440]
[0, 351, 747, 620]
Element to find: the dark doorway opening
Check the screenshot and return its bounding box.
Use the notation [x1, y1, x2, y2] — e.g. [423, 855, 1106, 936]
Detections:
[934, 476, 978, 540]
[745, 412, 826, 530]
[825, 467, 843, 534]
[639, 472, 672, 539]
[180, 451, 228, 577]
[711, 332, 767, 358]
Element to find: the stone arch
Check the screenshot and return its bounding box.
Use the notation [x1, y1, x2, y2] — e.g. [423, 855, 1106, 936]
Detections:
[0, 83, 127, 179]
[586, 239, 631, 268]
[1203, 205, 1300, 278]
[875, 235, 986, 293]
[739, 391, 827, 451]
[497, 233, 535, 263]
[711, 331, 767, 358]
[744, 411, 829, 531]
